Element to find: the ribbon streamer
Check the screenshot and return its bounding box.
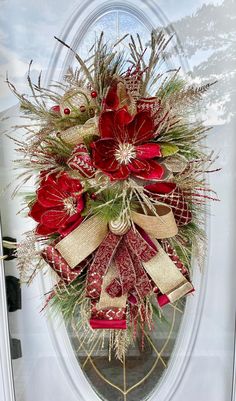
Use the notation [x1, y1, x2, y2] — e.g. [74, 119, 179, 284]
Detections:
[142, 240, 193, 303]
[41, 246, 84, 284]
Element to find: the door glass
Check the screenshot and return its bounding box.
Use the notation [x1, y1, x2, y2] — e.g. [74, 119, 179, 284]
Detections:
[52, 8, 187, 401]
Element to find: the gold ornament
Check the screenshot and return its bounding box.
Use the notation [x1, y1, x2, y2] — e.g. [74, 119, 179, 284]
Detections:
[109, 217, 131, 235]
[59, 88, 96, 117]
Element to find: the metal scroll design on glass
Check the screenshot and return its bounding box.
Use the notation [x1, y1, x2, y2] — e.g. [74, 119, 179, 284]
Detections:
[68, 300, 185, 401]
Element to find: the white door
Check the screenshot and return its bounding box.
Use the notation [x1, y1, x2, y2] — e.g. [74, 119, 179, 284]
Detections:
[0, 1, 235, 401]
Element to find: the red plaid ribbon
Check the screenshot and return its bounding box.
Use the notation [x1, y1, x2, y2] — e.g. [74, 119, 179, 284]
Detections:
[146, 182, 192, 226]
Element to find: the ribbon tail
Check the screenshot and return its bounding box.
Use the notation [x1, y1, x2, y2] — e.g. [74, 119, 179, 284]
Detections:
[130, 252, 153, 299]
[115, 241, 136, 295]
[41, 246, 84, 284]
[143, 240, 193, 303]
[86, 231, 122, 299]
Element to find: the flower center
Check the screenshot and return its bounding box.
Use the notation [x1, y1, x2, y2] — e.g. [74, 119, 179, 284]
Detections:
[114, 143, 136, 165]
[63, 196, 77, 215]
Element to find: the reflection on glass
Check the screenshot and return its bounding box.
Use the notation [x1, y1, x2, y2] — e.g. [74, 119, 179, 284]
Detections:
[68, 299, 185, 401]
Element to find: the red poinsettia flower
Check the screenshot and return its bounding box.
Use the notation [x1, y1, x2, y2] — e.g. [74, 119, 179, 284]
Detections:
[91, 108, 164, 181]
[29, 173, 84, 236]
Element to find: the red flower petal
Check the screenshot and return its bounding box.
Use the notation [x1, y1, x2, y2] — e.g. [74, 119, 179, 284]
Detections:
[135, 160, 164, 181]
[58, 216, 83, 237]
[36, 224, 57, 236]
[109, 164, 130, 180]
[135, 143, 162, 159]
[37, 185, 66, 208]
[58, 173, 82, 193]
[127, 111, 155, 144]
[29, 201, 47, 222]
[114, 109, 133, 141]
[40, 172, 57, 186]
[128, 158, 150, 172]
[99, 111, 115, 138]
[41, 208, 69, 229]
[76, 196, 84, 213]
[94, 156, 120, 172]
[91, 138, 117, 158]
[145, 182, 177, 194]
[92, 139, 120, 172]
[104, 83, 120, 110]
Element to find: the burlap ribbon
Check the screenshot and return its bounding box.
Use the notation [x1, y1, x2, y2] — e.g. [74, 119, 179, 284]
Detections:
[60, 117, 99, 146]
[55, 205, 193, 308]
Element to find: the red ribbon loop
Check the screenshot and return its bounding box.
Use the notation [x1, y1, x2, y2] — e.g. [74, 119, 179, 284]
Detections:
[86, 227, 158, 302]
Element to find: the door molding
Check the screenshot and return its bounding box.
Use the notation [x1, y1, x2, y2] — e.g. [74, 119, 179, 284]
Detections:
[232, 313, 236, 401]
[0, 216, 16, 401]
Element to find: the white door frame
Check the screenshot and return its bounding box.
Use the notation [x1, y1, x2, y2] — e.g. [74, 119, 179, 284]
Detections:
[0, 218, 16, 401]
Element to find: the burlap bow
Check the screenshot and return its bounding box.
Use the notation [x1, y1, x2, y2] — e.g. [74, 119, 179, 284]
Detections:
[54, 205, 193, 309]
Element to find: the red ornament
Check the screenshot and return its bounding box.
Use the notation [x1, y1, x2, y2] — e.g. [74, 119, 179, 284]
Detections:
[80, 105, 86, 112]
[29, 173, 84, 235]
[91, 108, 164, 181]
[64, 108, 71, 115]
[91, 91, 98, 98]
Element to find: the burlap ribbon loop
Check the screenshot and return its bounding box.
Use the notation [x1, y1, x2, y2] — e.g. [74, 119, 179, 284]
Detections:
[55, 216, 108, 268]
[131, 204, 178, 238]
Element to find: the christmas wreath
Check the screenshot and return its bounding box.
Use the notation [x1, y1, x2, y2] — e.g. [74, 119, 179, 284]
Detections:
[8, 31, 218, 360]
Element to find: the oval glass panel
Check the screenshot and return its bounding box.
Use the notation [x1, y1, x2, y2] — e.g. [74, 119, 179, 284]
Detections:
[53, 7, 188, 401]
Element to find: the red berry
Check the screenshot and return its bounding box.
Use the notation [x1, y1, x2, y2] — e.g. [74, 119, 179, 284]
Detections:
[80, 105, 86, 112]
[91, 91, 98, 98]
[51, 105, 60, 113]
[64, 108, 71, 115]
[90, 193, 97, 200]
